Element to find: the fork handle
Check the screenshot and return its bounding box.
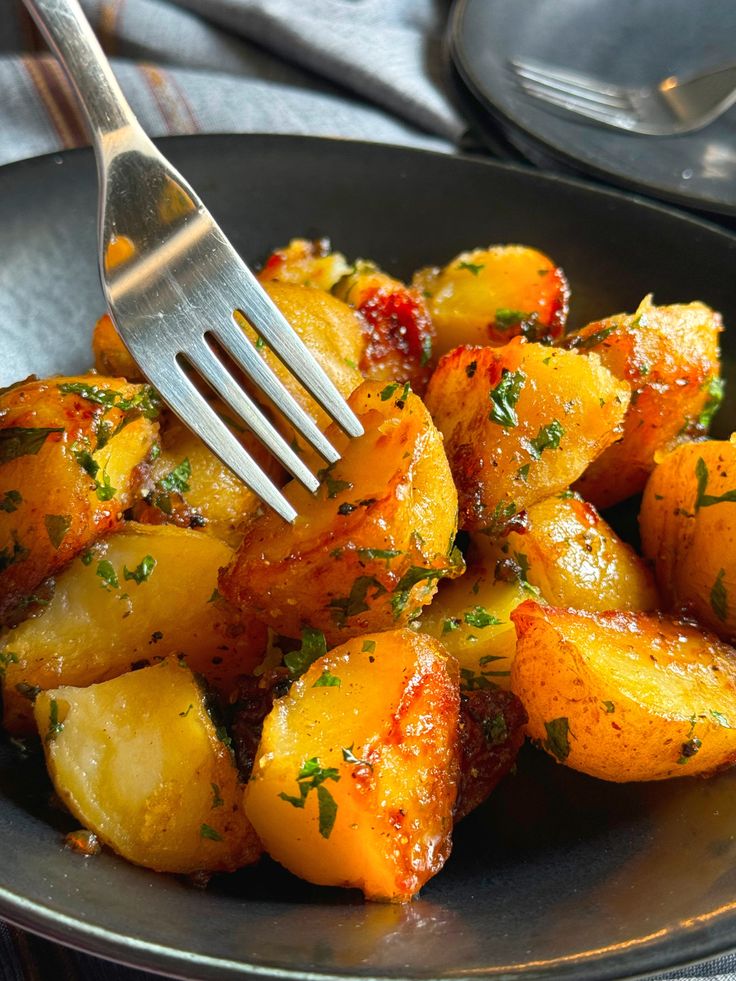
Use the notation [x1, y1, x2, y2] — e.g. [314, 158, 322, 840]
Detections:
[22, 0, 139, 143]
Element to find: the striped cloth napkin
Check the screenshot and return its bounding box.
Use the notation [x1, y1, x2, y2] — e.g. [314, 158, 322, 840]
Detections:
[0, 2, 735, 980]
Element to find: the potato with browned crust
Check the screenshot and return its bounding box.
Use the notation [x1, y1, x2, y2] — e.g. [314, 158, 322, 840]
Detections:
[0, 375, 159, 623]
[92, 314, 142, 380]
[568, 296, 722, 508]
[424, 340, 630, 534]
[504, 492, 659, 612]
[1, 522, 265, 733]
[640, 438, 736, 644]
[245, 628, 459, 902]
[413, 244, 569, 356]
[511, 601, 736, 781]
[220, 381, 461, 645]
[35, 658, 261, 874]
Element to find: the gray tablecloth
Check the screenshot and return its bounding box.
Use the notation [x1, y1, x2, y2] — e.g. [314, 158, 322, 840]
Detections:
[0, 1, 735, 978]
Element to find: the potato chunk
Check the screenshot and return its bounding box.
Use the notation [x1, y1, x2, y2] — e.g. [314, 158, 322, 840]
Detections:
[504, 492, 659, 612]
[424, 341, 629, 533]
[511, 601, 736, 781]
[245, 629, 460, 901]
[640, 439, 736, 643]
[257, 237, 351, 292]
[92, 314, 142, 380]
[569, 297, 722, 508]
[0, 375, 158, 622]
[413, 245, 569, 356]
[220, 382, 461, 645]
[1, 522, 264, 732]
[35, 659, 261, 873]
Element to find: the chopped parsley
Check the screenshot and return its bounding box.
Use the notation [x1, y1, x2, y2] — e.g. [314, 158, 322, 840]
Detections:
[284, 627, 327, 678]
[677, 737, 702, 765]
[278, 757, 340, 839]
[488, 369, 525, 427]
[317, 462, 353, 499]
[0, 490, 22, 513]
[543, 717, 570, 761]
[391, 563, 454, 617]
[123, 555, 156, 585]
[567, 323, 617, 351]
[694, 457, 736, 511]
[361, 639, 376, 654]
[44, 514, 71, 550]
[528, 420, 564, 459]
[698, 377, 724, 429]
[494, 308, 530, 330]
[342, 744, 372, 768]
[0, 534, 29, 574]
[710, 568, 728, 622]
[0, 426, 63, 464]
[442, 617, 461, 635]
[313, 669, 341, 688]
[464, 606, 502, 629]
[458, 260, 485, 276]
[330, 576, 387, 624]
[96, 559, 119, 590]
[46, 698, 64, 743]
[710, 710, 730, 728]
[200, 823, 223, 841]
[602, 700, 616, 714]
[57, 382, 160, 419]
[0, 651, 19, 677]
[158, 458, 191, 495]
[210, 783, 224, 808]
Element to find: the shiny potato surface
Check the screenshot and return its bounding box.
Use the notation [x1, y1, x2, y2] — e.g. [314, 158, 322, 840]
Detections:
[504, 492, 659, 612]
[0, 375, 158, 623]
[413, 245, 569, 356]
[245, 628, 460, 902]
[220, 381, 461, 645]
[640, 438, 736, 643]
[424, 340, 630, 533]
[36, 658, 261, 873]
[92, 314, 142, 380]
[1, 522, 264, 732]
[511, 601, 736, 781]
[569, 297, 722, 508]
[257, 237, 351, 292]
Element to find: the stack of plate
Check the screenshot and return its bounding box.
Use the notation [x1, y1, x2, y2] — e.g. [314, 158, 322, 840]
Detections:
[449, 0, 736, 221]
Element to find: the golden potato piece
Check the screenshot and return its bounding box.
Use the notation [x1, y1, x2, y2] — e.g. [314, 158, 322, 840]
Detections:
[91, 314, 142, 380]
[35, 658, 261, 873]
[424, 340, 630, 533]
[413, 244, 569, 356]
[237, 280, 364, 437]
[257, 237, 351, 292]
[504, 492, 659, 612]
[569, 297, 722, 508]
[0, 375, 158, 623]
[1, 522, 264, 733]
[245, 628, 460, 901]
[511, 601, 736, 781]
[130, 410, 283, 545]
[220, 381, 461, 645]
[415, 534, 528, 692]
[333, 261, 434, 393]
[640, 439, 736, 643]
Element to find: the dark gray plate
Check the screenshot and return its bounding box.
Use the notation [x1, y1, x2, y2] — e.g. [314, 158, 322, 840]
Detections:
[2, 135, 736, 981]
[449, 0, 736, 217]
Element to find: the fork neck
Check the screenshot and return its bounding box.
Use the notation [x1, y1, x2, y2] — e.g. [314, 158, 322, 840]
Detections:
[22, 0, 144, 150]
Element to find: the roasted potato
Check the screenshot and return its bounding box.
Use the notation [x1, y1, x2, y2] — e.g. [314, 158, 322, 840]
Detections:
[640, 438, 736, 643]
[245, 628, 460, 901]
[0, 375, 158, 622]
[504, 492, 659, 612]
[424, 340, 630, 533]
[569, 297, 722, 508]
[91, 314, 142, 380]
[333, 261, 434, 393]
[413, 245, 569, 356]
[415, 534, 528, 692]
[257, 237, 351, 292]
[1, 522, 264, 732]
[35, 658, 261, 873]
[220, 381, 461, 645]
[511, 601, 736, 781]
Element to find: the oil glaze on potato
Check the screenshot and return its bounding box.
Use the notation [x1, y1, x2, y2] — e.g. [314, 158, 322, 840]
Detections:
[35, 659, 261, 873]
[1, 523, 264, 732]
[92, 314, 142, 380]
[511, 601, 736, 781]
[413, 245, 569, 356]
[220, 381, 461, 645]
[504, 493, 659, 612]
[640, 439, 736, 643]
[570, 297, 722, 508]
[245, 628, 460, 902]
[0, 375, 158, 622]
[424, 340, 629, 534]
[257, 237, 351, 292]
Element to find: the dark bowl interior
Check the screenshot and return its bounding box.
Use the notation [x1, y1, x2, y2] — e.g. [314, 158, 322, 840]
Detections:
[2, 135, 736, 981]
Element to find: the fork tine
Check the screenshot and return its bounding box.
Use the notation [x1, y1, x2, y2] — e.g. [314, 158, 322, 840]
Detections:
[153, 362, 298, 522]
[517, 80, 636, 126]
[229, 261, 364, 439]
[511, 61, 630, 109]
[189, 340, 323, 492]
[511, 58, 628, 100]
[211, 315, 342, 466]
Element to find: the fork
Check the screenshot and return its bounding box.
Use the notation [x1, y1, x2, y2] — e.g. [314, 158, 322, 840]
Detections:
[510, 57, 736, 136]
[23, 0, 364, 523]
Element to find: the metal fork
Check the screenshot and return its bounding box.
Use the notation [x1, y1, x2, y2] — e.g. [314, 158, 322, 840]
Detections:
[510, 57, 736, 135]
[23, 0, 363, 522]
